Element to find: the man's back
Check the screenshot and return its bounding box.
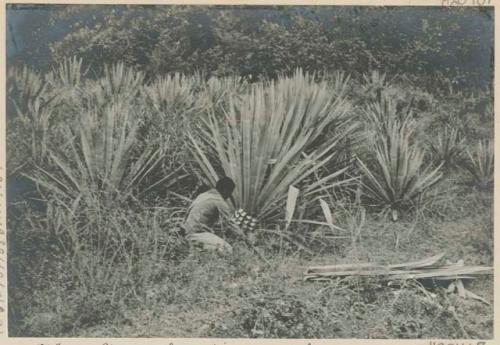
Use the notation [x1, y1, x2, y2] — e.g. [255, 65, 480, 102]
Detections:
[183, 189, 231, 234]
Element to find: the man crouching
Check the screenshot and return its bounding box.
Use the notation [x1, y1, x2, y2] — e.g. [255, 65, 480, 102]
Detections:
[181, 177, 236, 254]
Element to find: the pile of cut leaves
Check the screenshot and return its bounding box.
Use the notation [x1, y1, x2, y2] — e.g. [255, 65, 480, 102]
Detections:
[304, 253, 492, 303]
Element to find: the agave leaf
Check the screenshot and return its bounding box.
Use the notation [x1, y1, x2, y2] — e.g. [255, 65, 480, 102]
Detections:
[188, 132, 219, 185]
[285, 186, 300, 230]
[49, 153, 82, 192]
[319, 199, 335, 230]
[24, 170, 70, 199]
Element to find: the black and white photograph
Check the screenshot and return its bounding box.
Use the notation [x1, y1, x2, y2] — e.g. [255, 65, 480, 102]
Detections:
[4, 2, 495, 340]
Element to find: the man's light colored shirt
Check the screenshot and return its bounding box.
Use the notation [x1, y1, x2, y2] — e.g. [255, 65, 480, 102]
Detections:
[182, 189, 231, 234]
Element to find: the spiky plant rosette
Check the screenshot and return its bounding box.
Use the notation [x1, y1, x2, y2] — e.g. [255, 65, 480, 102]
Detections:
[189, 69, 358, 222]
[428, 126, 464, 169]
[460, 139, 494, 188]
[27, 100, 170, 208]
[357, 116, 443, 218]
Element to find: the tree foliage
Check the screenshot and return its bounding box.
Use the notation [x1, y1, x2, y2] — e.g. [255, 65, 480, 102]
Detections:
[7, 5, 493, 89]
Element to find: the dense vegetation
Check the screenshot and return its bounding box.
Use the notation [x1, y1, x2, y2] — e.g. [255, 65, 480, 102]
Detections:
[8, 5, 493, 88]
[6, 5, 493, 338]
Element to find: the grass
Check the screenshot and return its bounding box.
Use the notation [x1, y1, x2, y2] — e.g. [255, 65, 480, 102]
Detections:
[30, 190, 490, 339]
[8, 175, 493, 338]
